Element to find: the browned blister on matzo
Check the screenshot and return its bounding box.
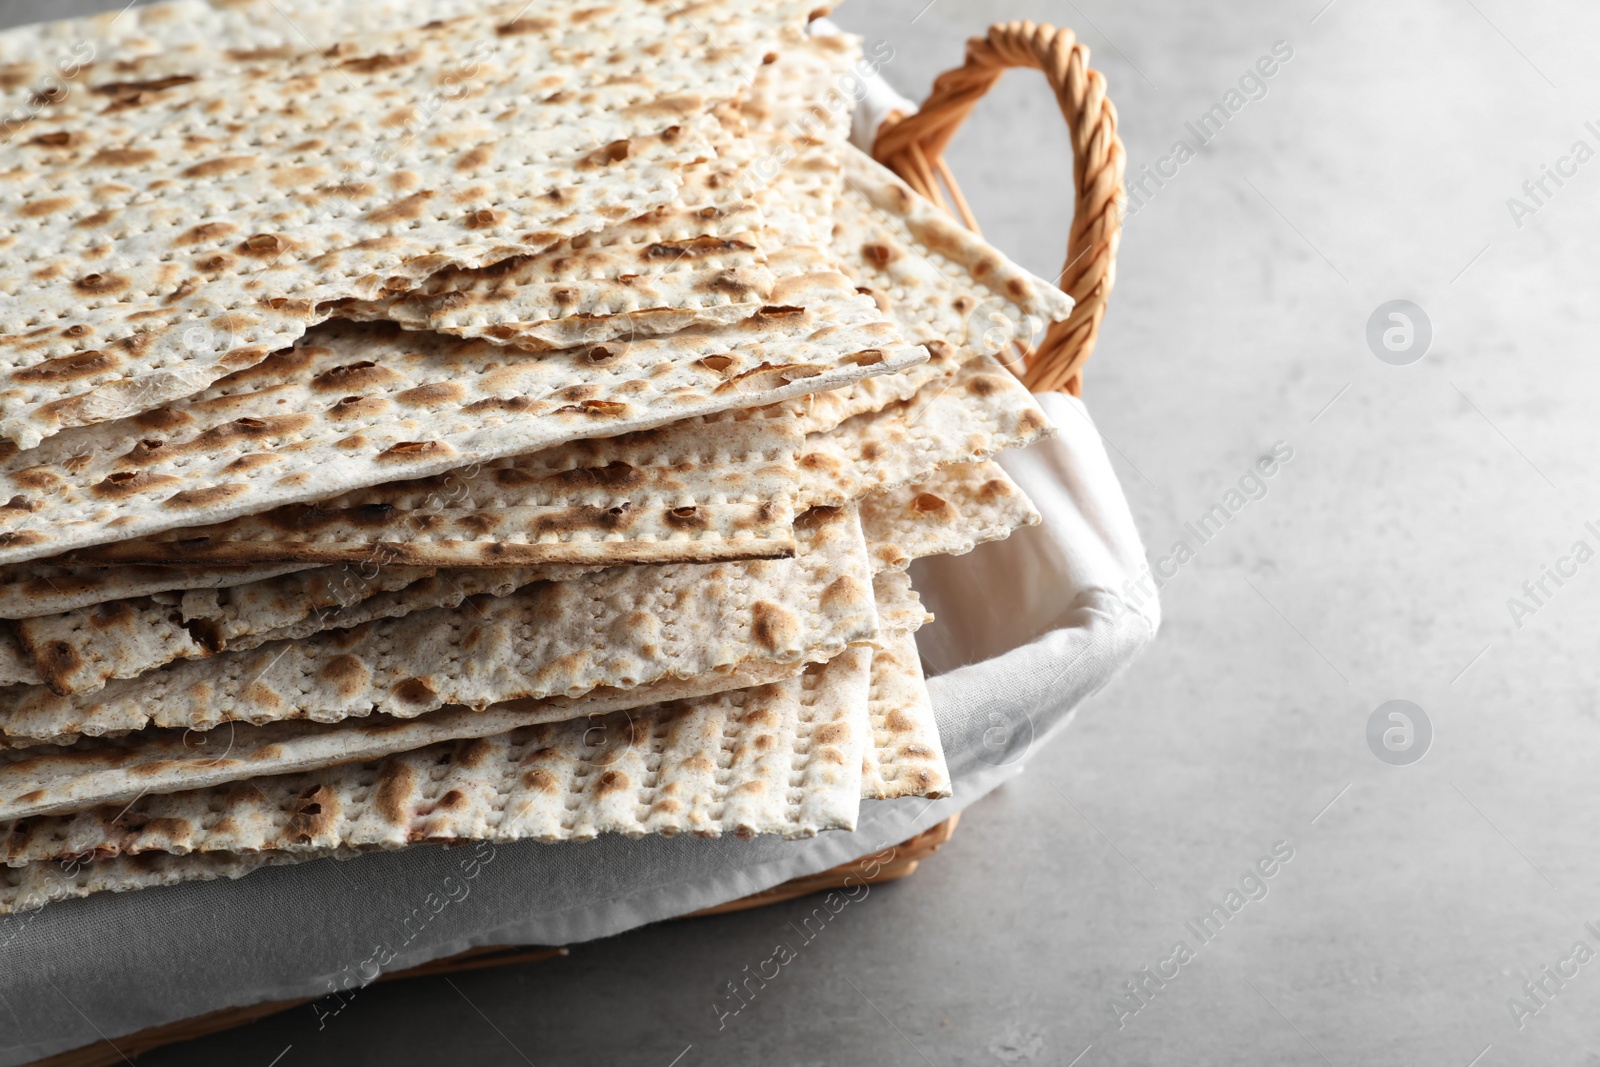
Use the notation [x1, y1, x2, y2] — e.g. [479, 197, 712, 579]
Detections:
[0, 304, 922, 566]
[860, 462, 1041, 574]
[0, 505, 877, 745]
[0, 0, 822, 449]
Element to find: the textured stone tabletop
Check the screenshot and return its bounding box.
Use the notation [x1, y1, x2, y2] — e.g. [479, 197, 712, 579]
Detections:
[5, 1, 1598, 1064]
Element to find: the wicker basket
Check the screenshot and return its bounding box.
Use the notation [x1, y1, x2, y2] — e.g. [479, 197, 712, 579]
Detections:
[874, 19, 1125, 395]
[25, 21, 1124, 1067]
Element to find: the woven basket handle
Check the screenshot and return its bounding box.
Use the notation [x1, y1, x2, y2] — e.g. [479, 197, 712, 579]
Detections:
[871, 21, 1125, 395]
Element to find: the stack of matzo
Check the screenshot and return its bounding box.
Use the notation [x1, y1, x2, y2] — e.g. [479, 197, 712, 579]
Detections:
[0, 0, 1071, 914]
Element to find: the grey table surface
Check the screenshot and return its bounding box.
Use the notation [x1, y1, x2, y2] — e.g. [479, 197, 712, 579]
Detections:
[4, 0, 1599, 1064]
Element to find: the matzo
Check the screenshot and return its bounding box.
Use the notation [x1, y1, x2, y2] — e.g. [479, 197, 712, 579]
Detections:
[0, 504, 877, 745]
[0, 0, 499, 76]
[59, 350, 1038, 571]
[798, 353, 1051, 507]
[64, 408, 803, 568]
[0, 627, 37, 688]
[797, 145, 1076, 435]
[0, 524, 936, 821]
[0, 303, 922, 566]
[0, 641, 893, 910]
[4, 361, 1039, 695]
[0, 847, 297, 915]
[0, 0, 819, 447]
[2, 648, 872, 869]
[860, 624, 950, 801]
[744, 26, 861, 147]
[838, 143, 1075, 358]
[0, 2, 674, 123]
[860, 462, 1041, 573]
[0, 654, 819, 823]
[212, 566, 591, 651]
[0, 562, 316, 620]
[16, 564, 549, 697]
[870, 568, 933, 638]
[0, 0, 1028, 920]
[739, 40, 855, 249]
[336, 123, 828, 351]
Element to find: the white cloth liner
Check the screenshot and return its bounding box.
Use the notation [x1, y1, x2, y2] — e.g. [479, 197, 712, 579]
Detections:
[0, 393, 1157, 1066]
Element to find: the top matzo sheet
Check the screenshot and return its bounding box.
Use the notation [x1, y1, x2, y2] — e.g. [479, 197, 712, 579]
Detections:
[0, 0, 816, 449]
